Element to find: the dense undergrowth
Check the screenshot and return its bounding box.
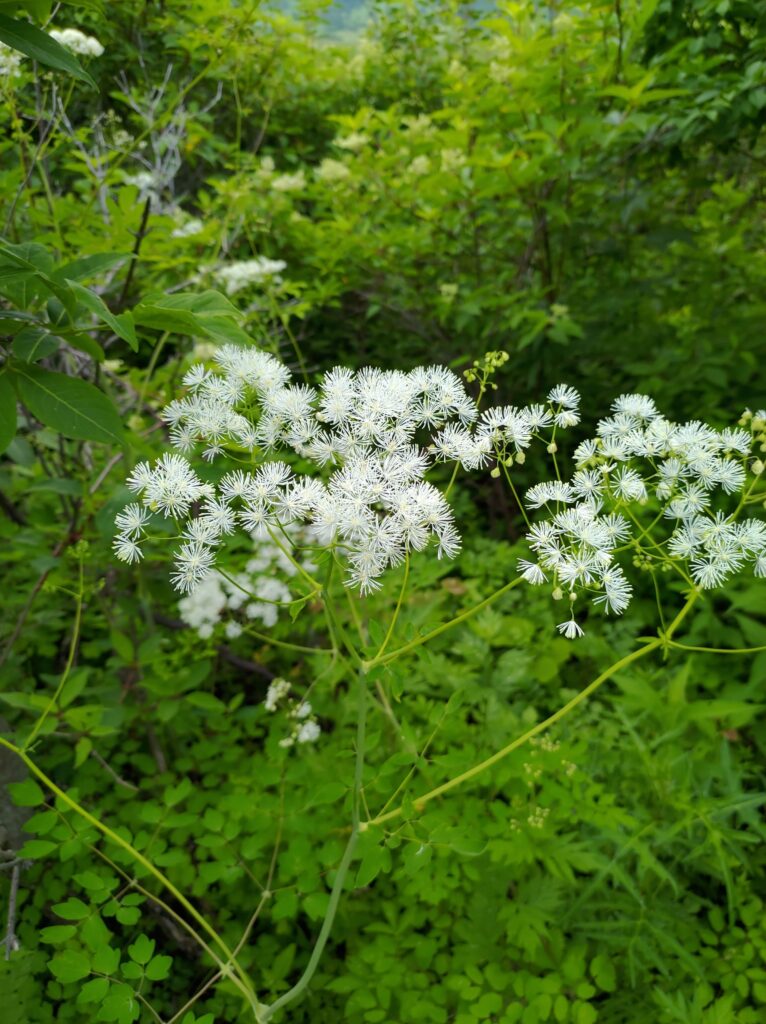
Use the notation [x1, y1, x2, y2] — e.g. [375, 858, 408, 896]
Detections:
[1, 2, 766, 1022]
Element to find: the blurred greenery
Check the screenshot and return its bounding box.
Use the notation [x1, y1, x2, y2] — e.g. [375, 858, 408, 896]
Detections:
[1, 1, 766, 1022]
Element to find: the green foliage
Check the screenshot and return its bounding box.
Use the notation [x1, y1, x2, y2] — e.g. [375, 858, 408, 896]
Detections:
[1, 1, 766, 1023]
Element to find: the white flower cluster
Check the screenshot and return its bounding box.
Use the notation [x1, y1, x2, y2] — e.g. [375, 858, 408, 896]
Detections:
[263, 678, 321, 747]
[0, 43, 22, 77]
[178, 528, 315, 638]
[49, 27, 104, 58]
[215, 258, 287, 295]
[115, 345, 498, 594]
[519, 395, 766, 637]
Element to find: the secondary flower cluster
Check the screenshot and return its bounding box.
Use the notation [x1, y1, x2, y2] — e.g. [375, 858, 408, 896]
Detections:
[178, 527, 315, 638]
[49, 27, 104, 57]
[519, 395, 766, 637]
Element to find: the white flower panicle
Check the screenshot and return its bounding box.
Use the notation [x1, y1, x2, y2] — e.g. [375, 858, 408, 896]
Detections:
[115, 346, 494, 595]
[518, 393, 766, 638]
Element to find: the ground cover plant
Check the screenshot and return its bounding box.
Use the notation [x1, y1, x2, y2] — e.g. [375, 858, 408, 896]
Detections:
[1, 1, 766, 1022]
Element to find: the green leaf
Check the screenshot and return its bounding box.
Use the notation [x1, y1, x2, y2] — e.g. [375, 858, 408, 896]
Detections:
[91, 945, 120, 975]
[11, 325, 60, 362]
[0, 371, 17, 453]
[55, 253, 129, 283]
[48, 949, 91, 983]
[12, 363, 125, 445]
[186, 692, 226, 712]
[68, 280, 138, 351]
[127, 934, 154, 965]
[8, 778, 45, 807]
[77, 977, 110, 1004]
[39, 925, 77, 944]
[98, 982, 139, 1023]
[145, 955, 172, 981]
[18, 838, 56, 859]
[52, 897, 90, 921]
[0, 14, 96, 87]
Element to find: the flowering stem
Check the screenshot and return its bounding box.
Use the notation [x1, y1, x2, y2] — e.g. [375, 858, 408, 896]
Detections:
[667, 640, 766, 655]
[364, 575, 524, 671]
[373, 555, 410, 661]
[499, 460, 531, 530]
[365, 589, 700, 829]
[0, 737, 262, 1016]
[23, 556, 84, 752]
[217, 568, 319, 609]
[262, 666, 368, 1020]
[267, 527, 323, 592]
[240, 625, 334, 656]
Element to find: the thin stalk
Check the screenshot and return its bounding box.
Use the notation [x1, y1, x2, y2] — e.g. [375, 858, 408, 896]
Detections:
[262, 668, 368, 1020]
[365, 589, 700, 830]
[373, 556, 410, 661]
[668, 641, 766, 655]
[24, 557, 84, 751]
[365, 576, 524, 671]
[0, 738, 260, 1014]
[240, 624, 333, 656]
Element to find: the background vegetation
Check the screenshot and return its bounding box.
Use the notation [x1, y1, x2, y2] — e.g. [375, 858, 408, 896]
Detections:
[1, 1, 766, 1022]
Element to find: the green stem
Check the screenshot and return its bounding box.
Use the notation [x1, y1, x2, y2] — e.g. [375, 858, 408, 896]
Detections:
[364, 576, 524, 671]
[0, 738, 261, 1015]
[366, 589, 700, 829]
[373, 555, 410, 661]
[262, 668, 368, 1020]
[24, 557, 84, 751]
[240, 624, 334, 656]
[667, 640, 766, 655]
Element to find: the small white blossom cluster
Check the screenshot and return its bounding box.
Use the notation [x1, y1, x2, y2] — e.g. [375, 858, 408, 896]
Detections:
[49, 27, 104, 57]
[214, 258, 287, 295]
[0, 43, 22, 77]
[263, 678, 321, 747]
[114, 345, 490, 594]
[177, 528, 315, 638]
[439, 382, 581, 472]
[519, 395, 766, 637]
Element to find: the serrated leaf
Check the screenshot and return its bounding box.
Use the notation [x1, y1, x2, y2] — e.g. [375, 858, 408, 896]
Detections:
[12, 363, 124, 445]
[0, 13, 96, 87]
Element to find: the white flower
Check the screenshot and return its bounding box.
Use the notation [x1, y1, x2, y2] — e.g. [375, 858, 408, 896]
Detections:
[265, 678, 291, 712]
[557, 619, 584, 639]
[548, 384, 580, 410]
[518, 559, 547, 584]
[114, 503, 150, 538]
[335, 132, 368, 152]
[271, 171, 306, 192]
[49, 27, 104, 57]
[172, 218, 204, 239]
[113, 536, 143, 564]
[315, 158, 351, 183]
[215, 257, 286, 295]
[0, 42, 22, 76]
[297, 720, 321, 743]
